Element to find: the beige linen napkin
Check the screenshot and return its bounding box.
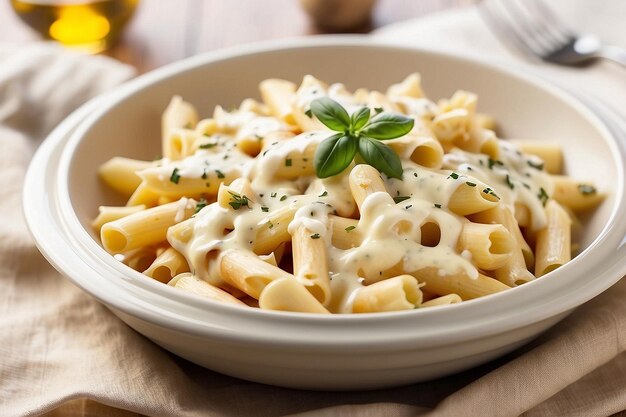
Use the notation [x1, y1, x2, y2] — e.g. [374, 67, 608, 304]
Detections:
[1, 3, 626, 415]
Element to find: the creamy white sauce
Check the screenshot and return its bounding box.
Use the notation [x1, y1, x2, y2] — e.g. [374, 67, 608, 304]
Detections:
[288, 203, 332, 238]
[296, 82, 365, 116]
[442, 143, 553, 230]
[157, 100, 554, 313]
[174, 197, 193, 222]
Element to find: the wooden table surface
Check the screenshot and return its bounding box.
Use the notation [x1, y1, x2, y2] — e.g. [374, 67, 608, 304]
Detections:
[0, 0, 476, 72]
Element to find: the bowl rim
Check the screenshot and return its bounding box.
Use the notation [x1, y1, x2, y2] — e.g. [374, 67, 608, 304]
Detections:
[27, 35, 626, 346]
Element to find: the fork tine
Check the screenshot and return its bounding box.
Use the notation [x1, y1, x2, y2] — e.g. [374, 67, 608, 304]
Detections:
[478, 0, 543, 60]
[501, 0, 555, 55]
[519, 0, 573, 51]
[527, 0, 575, 42]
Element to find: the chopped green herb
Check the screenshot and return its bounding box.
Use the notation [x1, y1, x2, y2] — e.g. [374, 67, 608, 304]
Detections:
[318, 191, 328, 197]
[205, 182, 211, 187]
[345, 225, 356, 232]
[304, 108, 313, 118]
[538, 187, 549, 206]
[261, 206, 269, 212]
[215, 170, 225, 179]
[448, 172, 459, 180]
[405, 204, 412, 209]
[578, 184, 597, 195]
[267, 221, 274, 229]
[413, 172, 418, 177]
[285, 158, 292, 167]
[527, 159, 544, 170]
[310, 233, 321, 239]
[466, 181, 476, 187]
[169, 168, 181, 184]
[280, 195, 287, 201]
[374, 107, 384, 114]
[434, 203, 442, 208]
[505, 174, 515, 190]
[303, 158, 308, 162]
[199, 142, 217, 149]
[194, 199, 207, 214]
[488, 158, 504, 170]
[270, 192, 277, 198]
[393, 196, 410, 203]
[482, 187, 500, 199]
[227, 191, 250, 210]
[201, 169, 207, 179]
[523, 183, 531, 190]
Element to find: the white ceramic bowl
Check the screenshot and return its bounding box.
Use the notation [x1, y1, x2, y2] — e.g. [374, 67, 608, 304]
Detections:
[24, 37, 626, 390]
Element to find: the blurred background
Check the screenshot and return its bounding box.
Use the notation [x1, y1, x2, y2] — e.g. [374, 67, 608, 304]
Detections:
[0, 0, 478, 71]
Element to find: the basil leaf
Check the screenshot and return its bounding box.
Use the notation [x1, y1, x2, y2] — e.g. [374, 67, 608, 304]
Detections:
[350, 107, 370, 131]
[358, 137, 403, 179]
[314, 133, 357, 178]
[310, 97, 351, 132]
[360, 113, 414, 140]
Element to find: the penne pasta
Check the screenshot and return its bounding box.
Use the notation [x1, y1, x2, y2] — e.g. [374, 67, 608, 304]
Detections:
[94, 73, 603, 314]
[412, 267, 510, 300]
[352, 275, 423, 313]
[169, 273, 246, 306]
[550, 175, 605, 212]
[292, 225, 331, 306]
[258, 277, 330, 314]
[162, 96, 199, 142]
[144, 247, 190, 283]
[448, 180, 500, 216]
[458, 222, 514, 270]
[99, 157, 153, 197]
[535, 200, 571, 277]
[163, 128, 197, 161]
[509, 140, 562, 174]
[101, 198, 196, 253]
[92, 205, 146, 233]
[259, 79, 297, 125]
[349, 164, 387, 211]
[420, 293, 463, 308]
[220, 249, 293, 299]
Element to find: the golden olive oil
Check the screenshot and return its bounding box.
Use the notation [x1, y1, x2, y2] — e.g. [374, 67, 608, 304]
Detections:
[11, 0, 139, 53]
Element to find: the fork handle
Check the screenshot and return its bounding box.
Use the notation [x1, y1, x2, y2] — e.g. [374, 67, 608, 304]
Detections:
[596, 46, 626, 67]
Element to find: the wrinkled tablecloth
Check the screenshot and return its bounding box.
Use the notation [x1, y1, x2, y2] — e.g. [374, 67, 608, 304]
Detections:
[1, 1, 625, 415]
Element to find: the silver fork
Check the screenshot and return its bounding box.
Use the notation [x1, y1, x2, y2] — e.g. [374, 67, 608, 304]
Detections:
[479, 0, 626, 68]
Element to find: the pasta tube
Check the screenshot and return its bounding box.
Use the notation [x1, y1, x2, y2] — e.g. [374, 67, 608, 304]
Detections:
[535, 200, 571, 277]
[352, 275, 423, 313]
[101, 198, 196, 253]
[258, 278, 330, 314]
[292, 225, 331, 306]
[220, 249, 293, 299]
[169, 273, 246, 306]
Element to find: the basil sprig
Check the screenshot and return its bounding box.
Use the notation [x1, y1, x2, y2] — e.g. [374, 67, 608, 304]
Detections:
[310, 97, 414, 179]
